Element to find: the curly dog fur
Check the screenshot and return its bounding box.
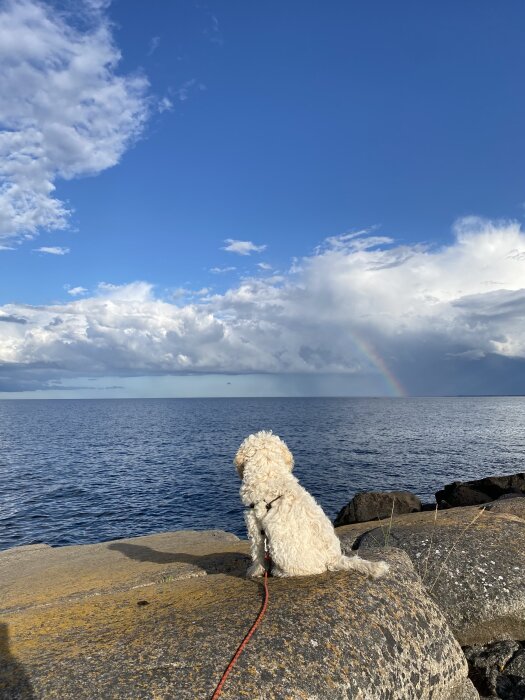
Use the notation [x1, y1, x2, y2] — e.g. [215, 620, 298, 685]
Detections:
[235, 430, 389, 579]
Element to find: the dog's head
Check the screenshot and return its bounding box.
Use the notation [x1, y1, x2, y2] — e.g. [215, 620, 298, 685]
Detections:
[234, 430, 294, 478]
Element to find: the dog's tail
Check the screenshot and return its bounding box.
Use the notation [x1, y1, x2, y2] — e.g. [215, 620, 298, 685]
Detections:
[328, 554, 389, 579]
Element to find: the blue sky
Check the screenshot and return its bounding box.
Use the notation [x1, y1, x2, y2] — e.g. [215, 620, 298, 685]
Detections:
[0, 0, 524, 397]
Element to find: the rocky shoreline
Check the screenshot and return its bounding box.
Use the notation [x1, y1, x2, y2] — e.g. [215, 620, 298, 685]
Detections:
[0, 474, 523, 699]
[334, 473, 525, 699]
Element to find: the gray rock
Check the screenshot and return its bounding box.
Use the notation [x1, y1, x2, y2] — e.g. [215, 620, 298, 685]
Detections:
[334, 490, 422, 526]
[2, 538, 475, 699]
[506, 647, 525, 676]
[463, 640, 519, 696]
[485, 495, 525, 520]
[499, 647, 525, 699]
[436, 474, 525, 508]
[437, 485, 493, 508]
[357, 506, 525, 645]
[463, 640, 525, 700]
[451, 679, 483, 699]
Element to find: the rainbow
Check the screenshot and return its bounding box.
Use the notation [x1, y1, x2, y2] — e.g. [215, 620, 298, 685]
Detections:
[351, 332, 407, 397]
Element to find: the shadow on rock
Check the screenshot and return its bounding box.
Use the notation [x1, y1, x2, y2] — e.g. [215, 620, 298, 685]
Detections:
[0, 623, 35, 699]
[107, 542, 250, 578]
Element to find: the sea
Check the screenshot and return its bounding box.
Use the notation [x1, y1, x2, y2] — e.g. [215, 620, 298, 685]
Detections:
[1, 396, 524, 552]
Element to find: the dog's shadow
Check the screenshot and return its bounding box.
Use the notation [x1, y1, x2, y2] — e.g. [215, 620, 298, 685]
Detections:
[107, 542, 250, 579]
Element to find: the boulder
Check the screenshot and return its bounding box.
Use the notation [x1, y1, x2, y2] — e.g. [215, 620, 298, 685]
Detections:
[1, 532, 476, 699]
[463, 640, 525, 700]
[357, 506, 525, 646]
[436, 474, 525, 508]
[334, 490, 422, 526]
[485, 494, 525, 520]
[437, 484, 493, 508]
[501, 646, 525, 699]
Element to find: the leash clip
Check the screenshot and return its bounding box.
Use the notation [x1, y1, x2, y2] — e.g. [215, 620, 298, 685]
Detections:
[263, 534, 272, 575]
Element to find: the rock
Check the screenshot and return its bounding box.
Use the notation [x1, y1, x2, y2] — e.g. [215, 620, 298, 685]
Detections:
[436, 474, 525, 508]
[0, 529, 246, 612]
[334, 490, 422, 526]
[437, 485, 493, 508]
[422, 502, 438, 511]
[463, 640, 519, 697]
[501, 647, 525, 699]
[0, 543, 51, 558]
[463, 640, 525, 700]
[356, 505, 525, 645]
[485, 495, 525, 520]
[0, 532, 475, 699]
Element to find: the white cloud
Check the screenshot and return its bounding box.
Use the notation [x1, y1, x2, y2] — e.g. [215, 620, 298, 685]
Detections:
[171, 285, 211, 301]
[257, 262, 272, 270]
[174, 79, 197, 102]
[0, 0, 150, 245]
[67, 286, 88, 296]
[203, 13, 223, 46]
[210, 266, 236, 274]
[3, 218, 525, 393]
[222, 239, 266, 255]
[148, 35, 160, 56]
[158, 96, 173, 113]
[34, 246, 69, 255]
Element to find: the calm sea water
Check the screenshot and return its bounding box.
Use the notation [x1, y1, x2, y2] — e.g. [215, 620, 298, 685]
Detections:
[1, 397, 524, 551]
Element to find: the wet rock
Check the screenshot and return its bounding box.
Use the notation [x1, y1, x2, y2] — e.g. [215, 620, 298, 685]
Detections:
[357, 505, 525, 645]
[334, 490, 422, 526]
[463, 640, 525, 700]
[436, 474, 525, 508]
[1, 534, 475, 699]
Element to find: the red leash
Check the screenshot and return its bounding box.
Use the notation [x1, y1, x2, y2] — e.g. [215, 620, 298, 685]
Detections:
[210, 549, 271, 699]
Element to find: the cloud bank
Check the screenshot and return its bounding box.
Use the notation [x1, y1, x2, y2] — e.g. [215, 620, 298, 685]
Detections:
[0, 0, 150, 244]
[2, 218, 525, 394]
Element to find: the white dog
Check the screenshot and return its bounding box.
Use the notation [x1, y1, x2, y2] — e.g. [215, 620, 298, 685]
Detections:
[234, 431, 389, 579]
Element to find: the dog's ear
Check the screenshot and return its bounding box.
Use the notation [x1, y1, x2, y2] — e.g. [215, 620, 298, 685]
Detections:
[233, 442, 247, 478]
[280, 439, 294, 472]
[234, 433, 259, 478]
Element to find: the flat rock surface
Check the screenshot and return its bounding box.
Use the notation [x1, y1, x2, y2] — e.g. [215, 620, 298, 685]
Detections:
[357, 506, 525, 646]
[1, 534, 475, 699]
[0, 529, 247, 613]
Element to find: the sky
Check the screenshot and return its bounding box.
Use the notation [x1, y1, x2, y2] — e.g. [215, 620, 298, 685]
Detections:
[0, 0, 524, 398]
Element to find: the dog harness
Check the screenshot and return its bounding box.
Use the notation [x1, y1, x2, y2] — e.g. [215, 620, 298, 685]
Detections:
[248, 494, 283, 511]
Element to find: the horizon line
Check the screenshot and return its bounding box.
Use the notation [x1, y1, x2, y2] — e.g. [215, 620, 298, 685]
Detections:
[1, 394, 524, 401]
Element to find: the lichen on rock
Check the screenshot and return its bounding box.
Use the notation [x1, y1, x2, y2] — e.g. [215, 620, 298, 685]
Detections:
[1, 532, 475, 699]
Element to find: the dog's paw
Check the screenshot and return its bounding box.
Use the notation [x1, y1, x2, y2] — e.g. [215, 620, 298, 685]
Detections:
[246, 562, 265, 578]
[369, 560, 390, 579]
